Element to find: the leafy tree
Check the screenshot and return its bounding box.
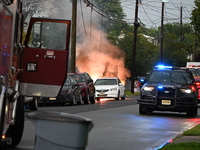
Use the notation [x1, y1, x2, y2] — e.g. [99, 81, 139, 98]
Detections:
[191, 0, 200, 39]
[156, 23, 195, 66]
[117, 30, 159, 77]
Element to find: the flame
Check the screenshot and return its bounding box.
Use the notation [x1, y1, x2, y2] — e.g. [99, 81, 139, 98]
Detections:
[76, 26, 130, 84]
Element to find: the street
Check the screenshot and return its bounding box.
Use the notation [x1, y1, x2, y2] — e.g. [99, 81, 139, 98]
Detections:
[7, 97, 200, 150]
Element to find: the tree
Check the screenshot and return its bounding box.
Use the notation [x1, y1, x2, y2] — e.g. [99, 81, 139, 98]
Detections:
[191, 0, 200, 39]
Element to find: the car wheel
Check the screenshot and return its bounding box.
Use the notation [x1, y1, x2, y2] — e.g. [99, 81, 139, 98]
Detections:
[186, 107, 198, 117]
[6, 96, 24, 147]
[29, 97, 38, 111]
[139, 104, 147, 115]
[90, 94, 96, 104]
[84, 93, 90, 104]
[121, 92, 125, 100]
[70, 94, 76, 105]
[77, 93, 83, 105]
[115, 91, 120, 100]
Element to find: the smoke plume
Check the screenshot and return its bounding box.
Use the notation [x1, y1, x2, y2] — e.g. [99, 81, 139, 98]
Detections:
[76, 26, 130, 84]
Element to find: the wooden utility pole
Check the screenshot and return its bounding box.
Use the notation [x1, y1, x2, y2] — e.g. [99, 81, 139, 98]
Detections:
[180, 5, 183, 42]
[160, 2, 164, 62]
[131, 0, 140, 93]
[70, 0, 77, 73]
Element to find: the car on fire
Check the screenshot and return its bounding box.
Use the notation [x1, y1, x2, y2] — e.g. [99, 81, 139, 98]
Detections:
[39, 76, 82, 106]
[68, 72, 96, 104]
[94, 77, 125, 101]
[137, 65, 198, 117]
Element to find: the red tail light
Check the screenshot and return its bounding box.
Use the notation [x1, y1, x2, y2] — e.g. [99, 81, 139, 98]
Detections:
[190, 85, 196, 92]
[195, 82, 200, 86]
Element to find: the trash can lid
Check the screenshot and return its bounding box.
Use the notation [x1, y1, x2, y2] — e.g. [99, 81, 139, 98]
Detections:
[27, 111, 94, 131]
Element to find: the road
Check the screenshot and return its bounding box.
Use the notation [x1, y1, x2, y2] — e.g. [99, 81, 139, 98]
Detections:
[7, 96, 200, 150]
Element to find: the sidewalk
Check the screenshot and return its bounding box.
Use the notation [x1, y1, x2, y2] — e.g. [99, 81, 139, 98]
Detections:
[171, 134, 200, 143]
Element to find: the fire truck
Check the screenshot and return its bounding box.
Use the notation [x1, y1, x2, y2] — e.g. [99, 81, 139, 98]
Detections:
[186, 62, 200, 103]
[0, 0, 71, 147]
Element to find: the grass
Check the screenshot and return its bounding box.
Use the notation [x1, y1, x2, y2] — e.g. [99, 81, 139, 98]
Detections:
[183, 123, 200, 136]
[158, 123, 200, 150]
[125, 90, 140, 96]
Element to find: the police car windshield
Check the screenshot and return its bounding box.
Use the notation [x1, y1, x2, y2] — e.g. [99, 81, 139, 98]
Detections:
[148, 71, 192, 84]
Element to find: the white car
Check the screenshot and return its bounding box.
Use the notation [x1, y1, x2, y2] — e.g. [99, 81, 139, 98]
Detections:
[94, 78, 125, 101]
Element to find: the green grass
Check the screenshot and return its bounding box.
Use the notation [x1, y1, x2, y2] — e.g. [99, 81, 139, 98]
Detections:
[158, 142, 200, 150]
[183, 123, 200, 136]
[125, 90, 140, 96]
[158, 123, 200, 150]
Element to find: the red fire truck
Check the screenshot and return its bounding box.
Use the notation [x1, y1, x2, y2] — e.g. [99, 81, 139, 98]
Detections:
[0, 0, 71, 148]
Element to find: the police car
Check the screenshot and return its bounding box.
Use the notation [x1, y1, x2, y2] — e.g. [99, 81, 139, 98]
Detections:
[137, 65, 198, 117]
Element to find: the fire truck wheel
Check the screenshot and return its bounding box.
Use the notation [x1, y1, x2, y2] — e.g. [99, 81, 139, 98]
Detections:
[6, 96, 24, 147]
[0, 89, 6, 149]
[29, 97, 38, 111]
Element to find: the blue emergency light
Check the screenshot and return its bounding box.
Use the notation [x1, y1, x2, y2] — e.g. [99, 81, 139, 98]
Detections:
[158, 85, 164, 89]
[155, 64, 173, 70]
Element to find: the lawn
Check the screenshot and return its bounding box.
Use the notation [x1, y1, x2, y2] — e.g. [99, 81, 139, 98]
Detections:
[158, 123, 200, 150]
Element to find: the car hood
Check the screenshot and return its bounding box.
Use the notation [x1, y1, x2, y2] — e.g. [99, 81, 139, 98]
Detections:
[95, 85, 118, 89]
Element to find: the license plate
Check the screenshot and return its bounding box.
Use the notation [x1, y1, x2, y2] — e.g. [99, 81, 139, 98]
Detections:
[49, 98, 56, 100]
[99, 93, 105, 96]
[162, 100, 171, 105]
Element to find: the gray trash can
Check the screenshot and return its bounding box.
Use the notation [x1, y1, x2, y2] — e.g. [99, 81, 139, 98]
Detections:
[27, 111, 94, 150]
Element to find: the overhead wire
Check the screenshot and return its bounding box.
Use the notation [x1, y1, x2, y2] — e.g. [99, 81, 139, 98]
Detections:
[80, 0, 87, 35]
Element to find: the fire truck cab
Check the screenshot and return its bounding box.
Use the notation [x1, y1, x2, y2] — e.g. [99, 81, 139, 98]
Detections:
[0, 0, 71, 147]
[186, 62, 200, 103]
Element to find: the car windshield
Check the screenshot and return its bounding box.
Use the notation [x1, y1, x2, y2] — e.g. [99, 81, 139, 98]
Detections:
[148, 71, 193, 84]
[95, 79, 117, 85]
[69, 74, 85, 83]
[64, 78, 71, 86]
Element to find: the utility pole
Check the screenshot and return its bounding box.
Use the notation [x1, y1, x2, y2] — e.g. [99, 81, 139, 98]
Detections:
[180, 5, 183, 42]
[131, 0, 140, 93]
[70, 0, 77, 73]
[160, 2, 164, 62]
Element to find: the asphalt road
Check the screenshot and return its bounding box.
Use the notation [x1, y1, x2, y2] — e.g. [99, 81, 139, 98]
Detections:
[6, 97, 200, 150]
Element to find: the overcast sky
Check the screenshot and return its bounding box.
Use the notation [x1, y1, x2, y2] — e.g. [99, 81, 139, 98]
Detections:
[121, 0, 195, 28]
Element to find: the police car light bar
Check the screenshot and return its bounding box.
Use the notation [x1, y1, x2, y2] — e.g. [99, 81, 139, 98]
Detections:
[154, 65, 173, 70]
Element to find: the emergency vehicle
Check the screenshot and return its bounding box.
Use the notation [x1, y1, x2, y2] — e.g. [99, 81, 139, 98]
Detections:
[186, 62, 200, 103]
[138, 65, 198, 117]
[0, 0, 71, 147]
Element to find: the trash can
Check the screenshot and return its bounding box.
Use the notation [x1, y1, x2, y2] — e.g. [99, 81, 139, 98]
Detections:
[27, 111, 94, 150]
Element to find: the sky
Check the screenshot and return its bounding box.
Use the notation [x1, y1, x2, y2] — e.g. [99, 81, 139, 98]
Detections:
[121, 0, 195, 28]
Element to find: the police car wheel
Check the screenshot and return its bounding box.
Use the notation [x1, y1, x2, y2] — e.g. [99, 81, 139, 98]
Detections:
[139, 105, 148, 115]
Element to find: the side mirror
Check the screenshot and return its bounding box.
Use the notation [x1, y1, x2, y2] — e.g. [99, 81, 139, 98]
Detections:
[139, 77, 146, 88]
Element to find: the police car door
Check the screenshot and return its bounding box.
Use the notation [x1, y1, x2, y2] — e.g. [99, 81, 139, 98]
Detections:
[20, 18, 71, 97]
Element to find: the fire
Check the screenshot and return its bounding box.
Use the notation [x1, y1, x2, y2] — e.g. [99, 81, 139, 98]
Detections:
[76, 26, 130, 84]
